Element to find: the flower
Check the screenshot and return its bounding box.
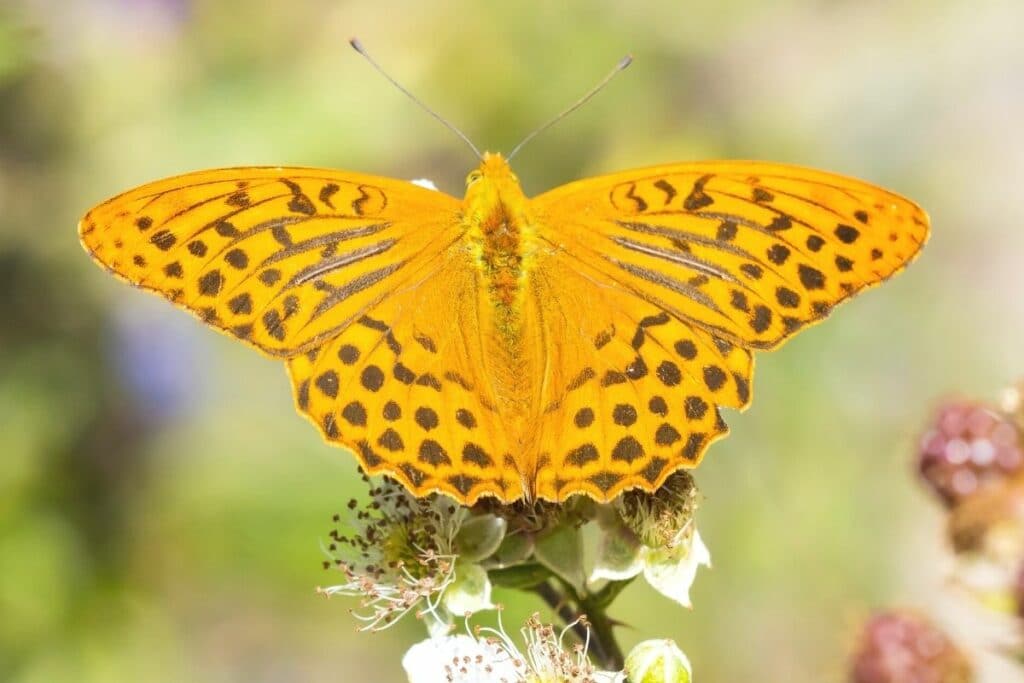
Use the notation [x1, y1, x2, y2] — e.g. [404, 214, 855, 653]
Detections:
[624, 639, 693, 683]
[589, 472, 710, 608]
[918, 400, 1023, 507]
[403, 611, 624, 683]
[402, 634, 519, 683]
[318, 476, 504, 633]
[946, 474, 1024, 620]
[849, 611, 972, 683]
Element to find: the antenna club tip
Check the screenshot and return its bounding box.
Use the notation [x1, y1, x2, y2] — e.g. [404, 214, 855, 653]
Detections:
[619, 54, 634, 70]
[349, 37, 365, 53]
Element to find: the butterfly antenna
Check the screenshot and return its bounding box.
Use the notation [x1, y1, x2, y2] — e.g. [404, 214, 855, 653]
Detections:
[350, 38, 482, 160]
[507, 54, 632, 161]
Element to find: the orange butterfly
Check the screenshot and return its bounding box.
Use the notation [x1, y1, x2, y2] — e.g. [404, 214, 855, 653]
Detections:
[79, 47, 929, 505]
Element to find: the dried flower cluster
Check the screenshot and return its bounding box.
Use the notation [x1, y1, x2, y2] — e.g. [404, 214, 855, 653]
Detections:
[318, 468, 706, 680]
[919, 401, 1023, 506]
[849, 611, 972, 683]
[893, 380, 1024, 676]
[591, 471, 710, 609]
[318, 477, 467, 631]
[919, 390, 1024, 629]
[618, 470, 700, 550]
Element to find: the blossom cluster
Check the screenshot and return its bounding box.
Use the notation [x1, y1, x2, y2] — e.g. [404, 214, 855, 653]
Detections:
[319, 471, 707, 680]
[917, 387, 1024, 632]
[851, 379, 1024, 681]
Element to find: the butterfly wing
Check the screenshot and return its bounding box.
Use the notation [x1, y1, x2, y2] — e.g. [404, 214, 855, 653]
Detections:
[81, 167, 521, 502]
[527, 160, 929, 501]
[80, 167, 462, 356]
[286, 255, 523, 503]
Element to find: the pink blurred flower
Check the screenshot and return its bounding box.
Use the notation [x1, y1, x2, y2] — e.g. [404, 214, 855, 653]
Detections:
[919, 401, 1023, 507]
[850, 611, 972, 683]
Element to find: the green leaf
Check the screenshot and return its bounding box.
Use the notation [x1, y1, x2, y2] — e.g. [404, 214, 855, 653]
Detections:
[534, 523, 585, 591]
[487, 563, 552, 590]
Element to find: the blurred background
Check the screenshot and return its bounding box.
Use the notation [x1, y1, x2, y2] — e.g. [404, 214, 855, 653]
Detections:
[2, 0, 1023, 681]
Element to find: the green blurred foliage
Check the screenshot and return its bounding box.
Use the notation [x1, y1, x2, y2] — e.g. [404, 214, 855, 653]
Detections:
[2, 0, 1023, 681]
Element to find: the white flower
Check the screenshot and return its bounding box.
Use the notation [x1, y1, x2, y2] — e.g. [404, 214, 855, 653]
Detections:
[402, 634, 518, 683]
[589, 472, 710, 608]
[590, 524, 710, 608]
[318, 477, 502, 632]
[444, 561, 495, 617]
[624, 639, 693, 683]
[411, 178, 439, 191]
[404, 611, 625, 683]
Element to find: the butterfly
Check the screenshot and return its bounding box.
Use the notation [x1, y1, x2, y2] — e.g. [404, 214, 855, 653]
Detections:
[79, 151, 929, 504]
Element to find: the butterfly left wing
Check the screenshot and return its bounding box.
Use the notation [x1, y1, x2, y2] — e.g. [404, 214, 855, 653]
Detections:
[81, 167, 522, 504]
[526, 160, 929, 501]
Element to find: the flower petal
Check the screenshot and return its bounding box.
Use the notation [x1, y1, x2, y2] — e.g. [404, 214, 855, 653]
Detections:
[443, 561, 495, 616]
[410, 178, 439, 191]
[589, 519, 644, 584]
[402, 634, 516, 682]
[642, 531, 711, 608]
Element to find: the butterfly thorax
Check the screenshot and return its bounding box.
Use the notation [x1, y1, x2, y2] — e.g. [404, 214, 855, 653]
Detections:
[462, 153, 544, 438]
[464, 154, 538, 327]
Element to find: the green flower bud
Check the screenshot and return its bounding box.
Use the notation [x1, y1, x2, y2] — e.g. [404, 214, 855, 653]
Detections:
[454, 513, 506, 562]
[625, 639, 693, 683]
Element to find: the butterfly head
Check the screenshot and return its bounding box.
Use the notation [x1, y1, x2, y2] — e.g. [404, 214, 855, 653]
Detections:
[464, 152, 526, 207]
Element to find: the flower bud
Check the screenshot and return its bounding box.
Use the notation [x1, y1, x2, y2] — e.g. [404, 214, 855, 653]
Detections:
[849, 611, 972, 683]
[947, 474, 1024, 556]
[454, 513, 506, 563]
[618, 470, 699, 549]
[624, 639, 693, 683]
[918, 401, 1022, 507]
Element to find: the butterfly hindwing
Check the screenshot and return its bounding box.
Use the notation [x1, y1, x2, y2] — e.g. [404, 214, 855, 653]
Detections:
[286, 256, 522, 503]
[526, 256, 746, 501]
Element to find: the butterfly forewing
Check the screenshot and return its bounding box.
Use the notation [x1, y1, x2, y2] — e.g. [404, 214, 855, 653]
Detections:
[535, 161, 928, 348]
[80, 167, 461, 356]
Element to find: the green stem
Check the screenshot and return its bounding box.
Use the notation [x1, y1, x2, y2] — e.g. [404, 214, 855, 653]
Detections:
[541, 577, 630, 671]
[577, 586, 625, 670]
[532, 581, 604, 660]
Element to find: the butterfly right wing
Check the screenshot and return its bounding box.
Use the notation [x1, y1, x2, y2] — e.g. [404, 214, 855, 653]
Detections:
[525, 161, 928, 501]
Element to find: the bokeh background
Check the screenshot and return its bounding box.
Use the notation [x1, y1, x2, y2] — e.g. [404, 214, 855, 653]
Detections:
[3, 1, 1024, 681]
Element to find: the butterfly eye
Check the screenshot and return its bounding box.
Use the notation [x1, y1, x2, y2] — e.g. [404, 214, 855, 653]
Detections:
[466, 171, 482, 186]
